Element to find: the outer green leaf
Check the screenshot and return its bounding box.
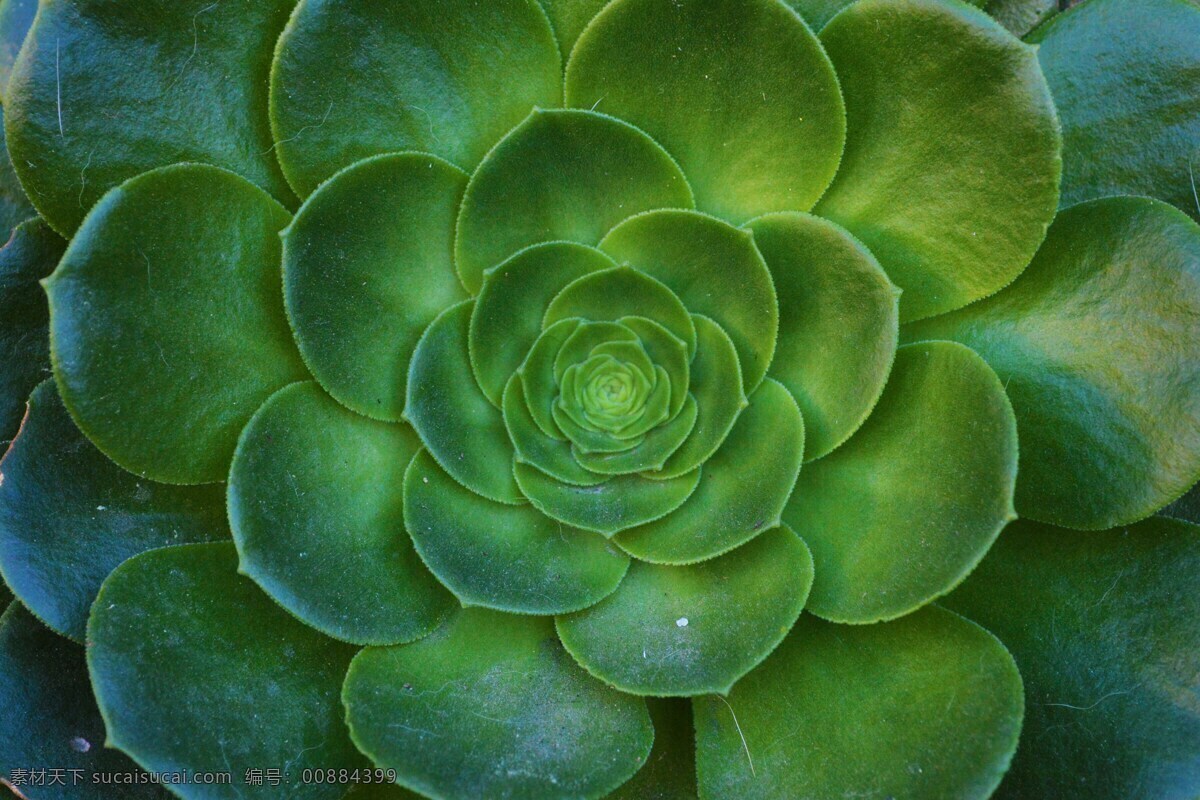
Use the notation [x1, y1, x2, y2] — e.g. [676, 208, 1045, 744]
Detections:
[404, 449, 628, 615]
[905, 197, 1200, 530]
[504, 374, 609, 486]
[455, 108, 694, 293]
[0, 603, 168, 799]
[617, 379, 803, 564]
[608, 699, 697, 800]
[0, 0, 34, 95]
[1029, 0, 1200, 219]
[284, 153, 468, 422]
[539, 0, 609, 54]
[88, 542, 367, 800]
[815, 0, 1061, 322]
[985, 0, 1056, 36]
[229, 382, 454, 646]
[545, 265, 697, 357]
[515, 460, 700, 537]
[0, 380, 227, 643]
[0, 216, 61, 445]
[559, 526, 812, 696]
[405, 301, 522, 504]
[46, 164, 307, 484]
[472, 242, 616, 406]
[0, 104, 32, 235]
[785, 341, 1017, 623]
[601, 210, 778, 391]
[566, 0, 845, 224]
[942, 518, 1200, 800]
[654, 315, 746, 480]
[747, 212, 899, 460]
[5, 0, 294, 235]
[270, 0, 561, 198]
[343, 608, 654, 800]
[694, 607, 1023, 800]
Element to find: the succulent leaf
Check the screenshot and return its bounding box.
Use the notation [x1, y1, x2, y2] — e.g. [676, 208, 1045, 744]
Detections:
[270, 0, 563, 197]
[694, 606, 1024, 800]
[88, 542, 368, 800]
[566, 0, 846, 223]
[558, 525, 813, 696]
[45, 164, 308, 484]
[0, 216, 61, 444]
[284, 153, 469, 422]
[0, 603, 168, 799]
[905, 197, 1200, 530]
[943, 517, 1200, 800]
[1028, 0, 1200, 221]
[0, 380, 228, 643]
[404, 448, 630, 615]
[228, 382, 455, 646]
[344, 608, 655, 800]
[6, 0, 295, 235]
[785, 341, 1018, 623]
[815, 0, 1062, 322]
[455, 108, 694, 293]
[747, 211, 899, 460]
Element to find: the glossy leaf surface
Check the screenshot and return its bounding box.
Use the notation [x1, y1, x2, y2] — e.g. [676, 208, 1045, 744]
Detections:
[0, 381, 227, 643]
[943, 518, 1200, 800]
[6, 0, 295, 234]
[89, 543, 367, 799]
[905, 197, 1200, 529]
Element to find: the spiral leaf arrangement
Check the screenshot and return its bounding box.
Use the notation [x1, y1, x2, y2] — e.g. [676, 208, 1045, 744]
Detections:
[1, 0, 1199, 798]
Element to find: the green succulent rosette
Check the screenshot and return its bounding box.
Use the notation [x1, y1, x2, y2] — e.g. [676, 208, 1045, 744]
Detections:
[1, 0, 1200, 798]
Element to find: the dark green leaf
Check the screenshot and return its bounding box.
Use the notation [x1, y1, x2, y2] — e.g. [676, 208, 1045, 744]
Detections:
[0, 380, 227, 643]
[559, 526, 812, 696]
[284, 153, 468, 422]
[942, 517, 1200, 800]
[617, 379, 803, 564]
[0, 0, 35, 95]
[0, 603, 169, 799]
[1029, 0, 1200, 219]
[88, 542, 366, 800]
[608, 699, 697, 800]
[270, 0, 562, 197]
[403, 448, 629, 615]
[566, 0, 845, 224]
[0, 216, 61, 445]
[786, 342, 1018, 623]
[455, 108, 694, 293]
[405, 301, 523, 504]
[6, 0, 295, 234]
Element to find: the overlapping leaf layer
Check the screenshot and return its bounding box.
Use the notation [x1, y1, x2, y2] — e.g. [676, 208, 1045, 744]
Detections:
[1, 0, 1200, 799]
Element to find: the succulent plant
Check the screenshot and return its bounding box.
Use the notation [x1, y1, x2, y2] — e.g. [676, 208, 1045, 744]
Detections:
[1, 0, 1199, 798]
